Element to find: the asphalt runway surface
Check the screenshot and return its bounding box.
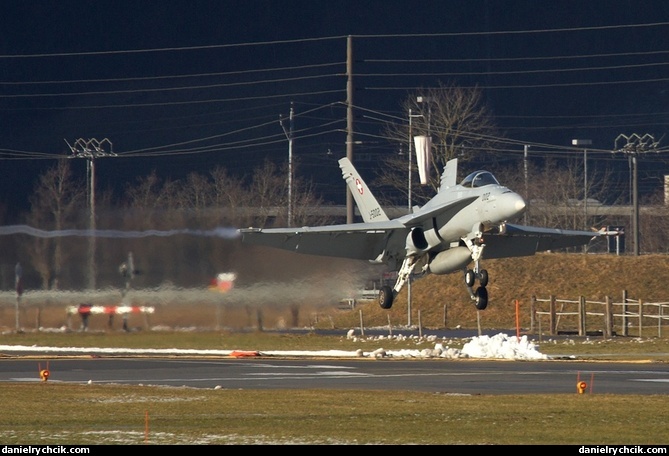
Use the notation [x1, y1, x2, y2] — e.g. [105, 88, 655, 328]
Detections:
[1, 357, 667, 394]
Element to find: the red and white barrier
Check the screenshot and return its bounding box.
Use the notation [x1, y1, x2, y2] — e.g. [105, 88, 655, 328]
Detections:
[67, 304, 155, 316]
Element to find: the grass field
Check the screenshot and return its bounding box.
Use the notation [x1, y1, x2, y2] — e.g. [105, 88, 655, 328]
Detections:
[1, 330, 668, 445]
[1, 384, 668, 445]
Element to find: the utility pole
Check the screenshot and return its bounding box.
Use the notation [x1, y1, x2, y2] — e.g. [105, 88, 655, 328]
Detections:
[407, 108, 424, 328]
[280, 103, 294, 227]
[407, 109, 413, 327]
[14, 262, 22, 332]
[346, 35, 354, 224]
[523, 145, 530, 225]
[613, 133, 660, 256]
[407, 109, 417, 214]
[66, 138, 115, 290]
[572, 139, 592, 238]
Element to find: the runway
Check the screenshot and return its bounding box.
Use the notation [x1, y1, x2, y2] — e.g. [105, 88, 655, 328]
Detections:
[1, 357, 667, 394]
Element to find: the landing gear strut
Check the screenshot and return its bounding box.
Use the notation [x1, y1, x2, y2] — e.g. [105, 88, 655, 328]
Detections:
[378, 254, 423, 310]
[463, 227, 489, 310]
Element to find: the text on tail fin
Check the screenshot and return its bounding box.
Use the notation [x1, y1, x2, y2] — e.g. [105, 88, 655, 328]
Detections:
[338, 157, 389, 222]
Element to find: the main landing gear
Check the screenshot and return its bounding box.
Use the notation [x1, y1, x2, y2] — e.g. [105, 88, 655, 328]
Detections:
[378, 253, 422, 310]
[465, 267, 488, 310]
[377, 228, 491, 311]
[462, 228, 489, 310]
[378, 285, 395, 310]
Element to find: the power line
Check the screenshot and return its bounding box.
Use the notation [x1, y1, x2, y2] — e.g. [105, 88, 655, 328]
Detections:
[0, 62, 344, 86]
[3, 22, 666, 60]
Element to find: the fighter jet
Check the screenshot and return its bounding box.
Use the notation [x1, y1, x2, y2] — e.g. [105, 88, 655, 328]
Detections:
[239, 157, 619, 310]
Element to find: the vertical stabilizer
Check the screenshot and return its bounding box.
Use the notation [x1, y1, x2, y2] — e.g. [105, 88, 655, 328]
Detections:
[338, 157, 390, 222]
[439, 158, 458, 191]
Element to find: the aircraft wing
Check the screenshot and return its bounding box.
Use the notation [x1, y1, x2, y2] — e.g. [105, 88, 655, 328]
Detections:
[239, 220, 407, 261]
[482, 223, 604, 259]
[239, 195, 480, 263]
[404, 195, 479, 227]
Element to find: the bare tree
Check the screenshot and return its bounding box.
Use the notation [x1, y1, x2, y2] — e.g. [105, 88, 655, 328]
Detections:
[247, 159, 287, 227]
[290, 175, 337, 227]
[124, 171, 162, 209]
[25, 160, 86, 289]
[245, 159, 336, 228]
[499, 159, 581, 228]
[210, 166, 252, 226]
[488, 157, 621, 254]
[177, 172, 211, 211]
[378, 81, 502, 207]
[640, 190, 669, 253]
[123, 171, 183, 228]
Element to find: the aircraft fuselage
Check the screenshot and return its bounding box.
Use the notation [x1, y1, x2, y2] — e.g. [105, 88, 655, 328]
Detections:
[406, 181, 527, 255]
[438, 185, 526, 242]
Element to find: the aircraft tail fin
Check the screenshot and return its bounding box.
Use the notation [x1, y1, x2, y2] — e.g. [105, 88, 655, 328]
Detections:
[338, 157, 390, 222]
[439, 158, 458, 192]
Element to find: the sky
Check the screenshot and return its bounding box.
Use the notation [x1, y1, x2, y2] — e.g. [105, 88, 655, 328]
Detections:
[0, 331, 550, 360]
[2, 0, 669, 219]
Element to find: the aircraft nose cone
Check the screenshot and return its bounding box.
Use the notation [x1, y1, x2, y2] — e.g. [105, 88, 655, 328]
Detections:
[499, 191, 526, 219]
[514, 193, 527, 212]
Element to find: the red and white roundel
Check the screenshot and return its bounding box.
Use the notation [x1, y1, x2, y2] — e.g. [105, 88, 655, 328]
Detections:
[355, 178, 364, 195]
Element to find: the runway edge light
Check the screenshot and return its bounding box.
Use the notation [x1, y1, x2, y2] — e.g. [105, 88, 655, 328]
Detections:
[39, 361, 50, 382]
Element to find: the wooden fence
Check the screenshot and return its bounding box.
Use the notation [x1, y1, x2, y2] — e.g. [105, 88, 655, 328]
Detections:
[530, 290, 669, 337]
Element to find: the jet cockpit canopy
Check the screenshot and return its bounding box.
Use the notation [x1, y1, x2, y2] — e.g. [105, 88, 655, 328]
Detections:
[460, 170, 500, 188]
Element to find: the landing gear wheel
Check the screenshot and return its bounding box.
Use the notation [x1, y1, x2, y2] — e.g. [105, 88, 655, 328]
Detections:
[464, 269, 476, 287]
[379, 285, 394, 309]
[479, 269, 489, 287]
[474, 286, 488, 310]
